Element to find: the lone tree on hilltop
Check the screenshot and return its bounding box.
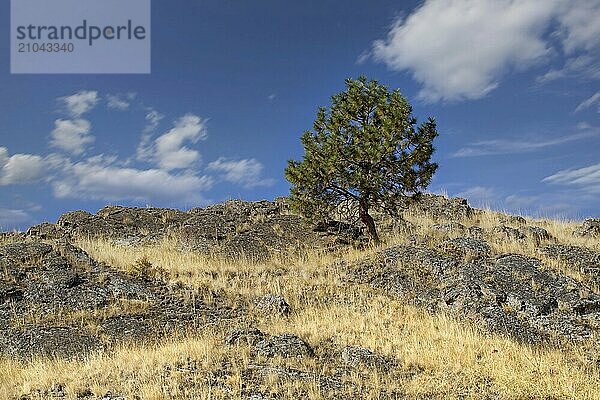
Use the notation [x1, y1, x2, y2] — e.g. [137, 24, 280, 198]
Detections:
[285, 76, 439, 244]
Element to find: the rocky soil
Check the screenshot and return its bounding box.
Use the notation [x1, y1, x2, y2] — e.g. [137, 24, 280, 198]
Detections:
[1, 195, 598, 399]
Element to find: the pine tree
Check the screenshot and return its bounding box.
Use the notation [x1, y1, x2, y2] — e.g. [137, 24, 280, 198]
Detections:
[285, 76, 439, 244]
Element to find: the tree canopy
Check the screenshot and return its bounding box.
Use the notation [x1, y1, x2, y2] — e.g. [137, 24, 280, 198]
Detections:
[285, 76, 439, 244]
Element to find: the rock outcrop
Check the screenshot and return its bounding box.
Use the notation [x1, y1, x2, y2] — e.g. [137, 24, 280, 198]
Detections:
[0, 239, 237, 358]
[27, 200, 330, 261]
[343, 241, 600, 347]
[574, 218, 600, 238]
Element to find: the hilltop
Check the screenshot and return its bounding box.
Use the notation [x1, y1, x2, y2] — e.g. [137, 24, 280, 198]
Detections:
[0, 195, 599, 399]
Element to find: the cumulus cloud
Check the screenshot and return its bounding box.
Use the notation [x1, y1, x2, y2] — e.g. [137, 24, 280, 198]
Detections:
[372, 0, 558, 101]
[371, 0, 600, 102]
[50, 119, 94, 155]
[542, 163, 600, 194]
[207, 157, 275, 188]
[106, 93, 136, 111]
[153, 114, 207, 170]
[54, 157, 213, 203]
[60, 90, 99, 117]
[0, 147, 46, 185]
[452, 130, 597, 157]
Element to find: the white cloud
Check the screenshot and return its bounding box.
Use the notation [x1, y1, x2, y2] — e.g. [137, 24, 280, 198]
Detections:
[371, 0, 600, 102]
[136, 109, 164, 162]
[60, 91, 99, 117]
[542, 163, 600, 194]
[453, 130, 597, 157]
[50, 119, 94, 155]
[537, 55, 600, 83]
[153, 114, 207, 170]
[0, 147, 46, 185]
[575, 91, 600, 113]
[555, 0, 600, 54]
[54, 157, 213, 203]
[145, 109, 164, 131]
[107, 93, 136, 111]
[372, 0, 559, 102]
[207, 157, 275, 188]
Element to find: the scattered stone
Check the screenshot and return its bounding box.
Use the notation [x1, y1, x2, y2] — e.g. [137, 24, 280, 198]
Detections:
[99, 392, 126, 400]
[522, 226, 554, 244]
[574, 218, 600, 238]
[467, 226, 485, 239]
[253, 294, 291, 316]
[430, 222, 466, 234]
[492, 225, 527, 241]
[225, 327, 267, 346]
[26, 222, 64, 240]
[244, 364, 349, 393]
[255, 333, 314, 358]
[76, 388, 94, 398]
[498, 215, 527, 225]
[341, 345, 389, 369]
[438, 237, 492, 260]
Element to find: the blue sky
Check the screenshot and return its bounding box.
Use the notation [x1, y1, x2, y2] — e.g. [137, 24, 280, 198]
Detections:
[1, 0, 599, 230]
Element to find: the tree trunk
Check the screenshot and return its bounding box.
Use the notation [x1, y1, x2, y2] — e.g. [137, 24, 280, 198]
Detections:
[359, 200, 380, 245]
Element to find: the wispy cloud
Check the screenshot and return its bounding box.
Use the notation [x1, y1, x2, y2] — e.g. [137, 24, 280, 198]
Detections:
[106, 92, 136, 111]
[136, 109, 164, 162]
[537, 55, 600, 83]
[452, 130, 597, 157]
[575, 91, 600, 113]
[207, 157, 275, 188]
[60, 90, 99, 117]
[539, 2, 600, 83]
[542, 162, 600, 194]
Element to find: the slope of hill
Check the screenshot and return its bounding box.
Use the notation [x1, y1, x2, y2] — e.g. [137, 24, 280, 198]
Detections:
[0, 195, 598, 399]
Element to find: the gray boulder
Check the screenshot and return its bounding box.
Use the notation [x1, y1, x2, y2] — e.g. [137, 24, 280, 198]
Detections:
[438, 237, 492, 260]
[255, 333, 314, 358]
[253, 294, 291, 317]
[574, 218, 600, 238]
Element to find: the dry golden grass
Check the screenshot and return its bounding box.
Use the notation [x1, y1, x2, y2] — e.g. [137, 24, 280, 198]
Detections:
[1, 208, 599, 399]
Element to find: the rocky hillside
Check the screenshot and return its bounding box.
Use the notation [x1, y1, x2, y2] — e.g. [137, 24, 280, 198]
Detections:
[0, 195, 599, 399]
